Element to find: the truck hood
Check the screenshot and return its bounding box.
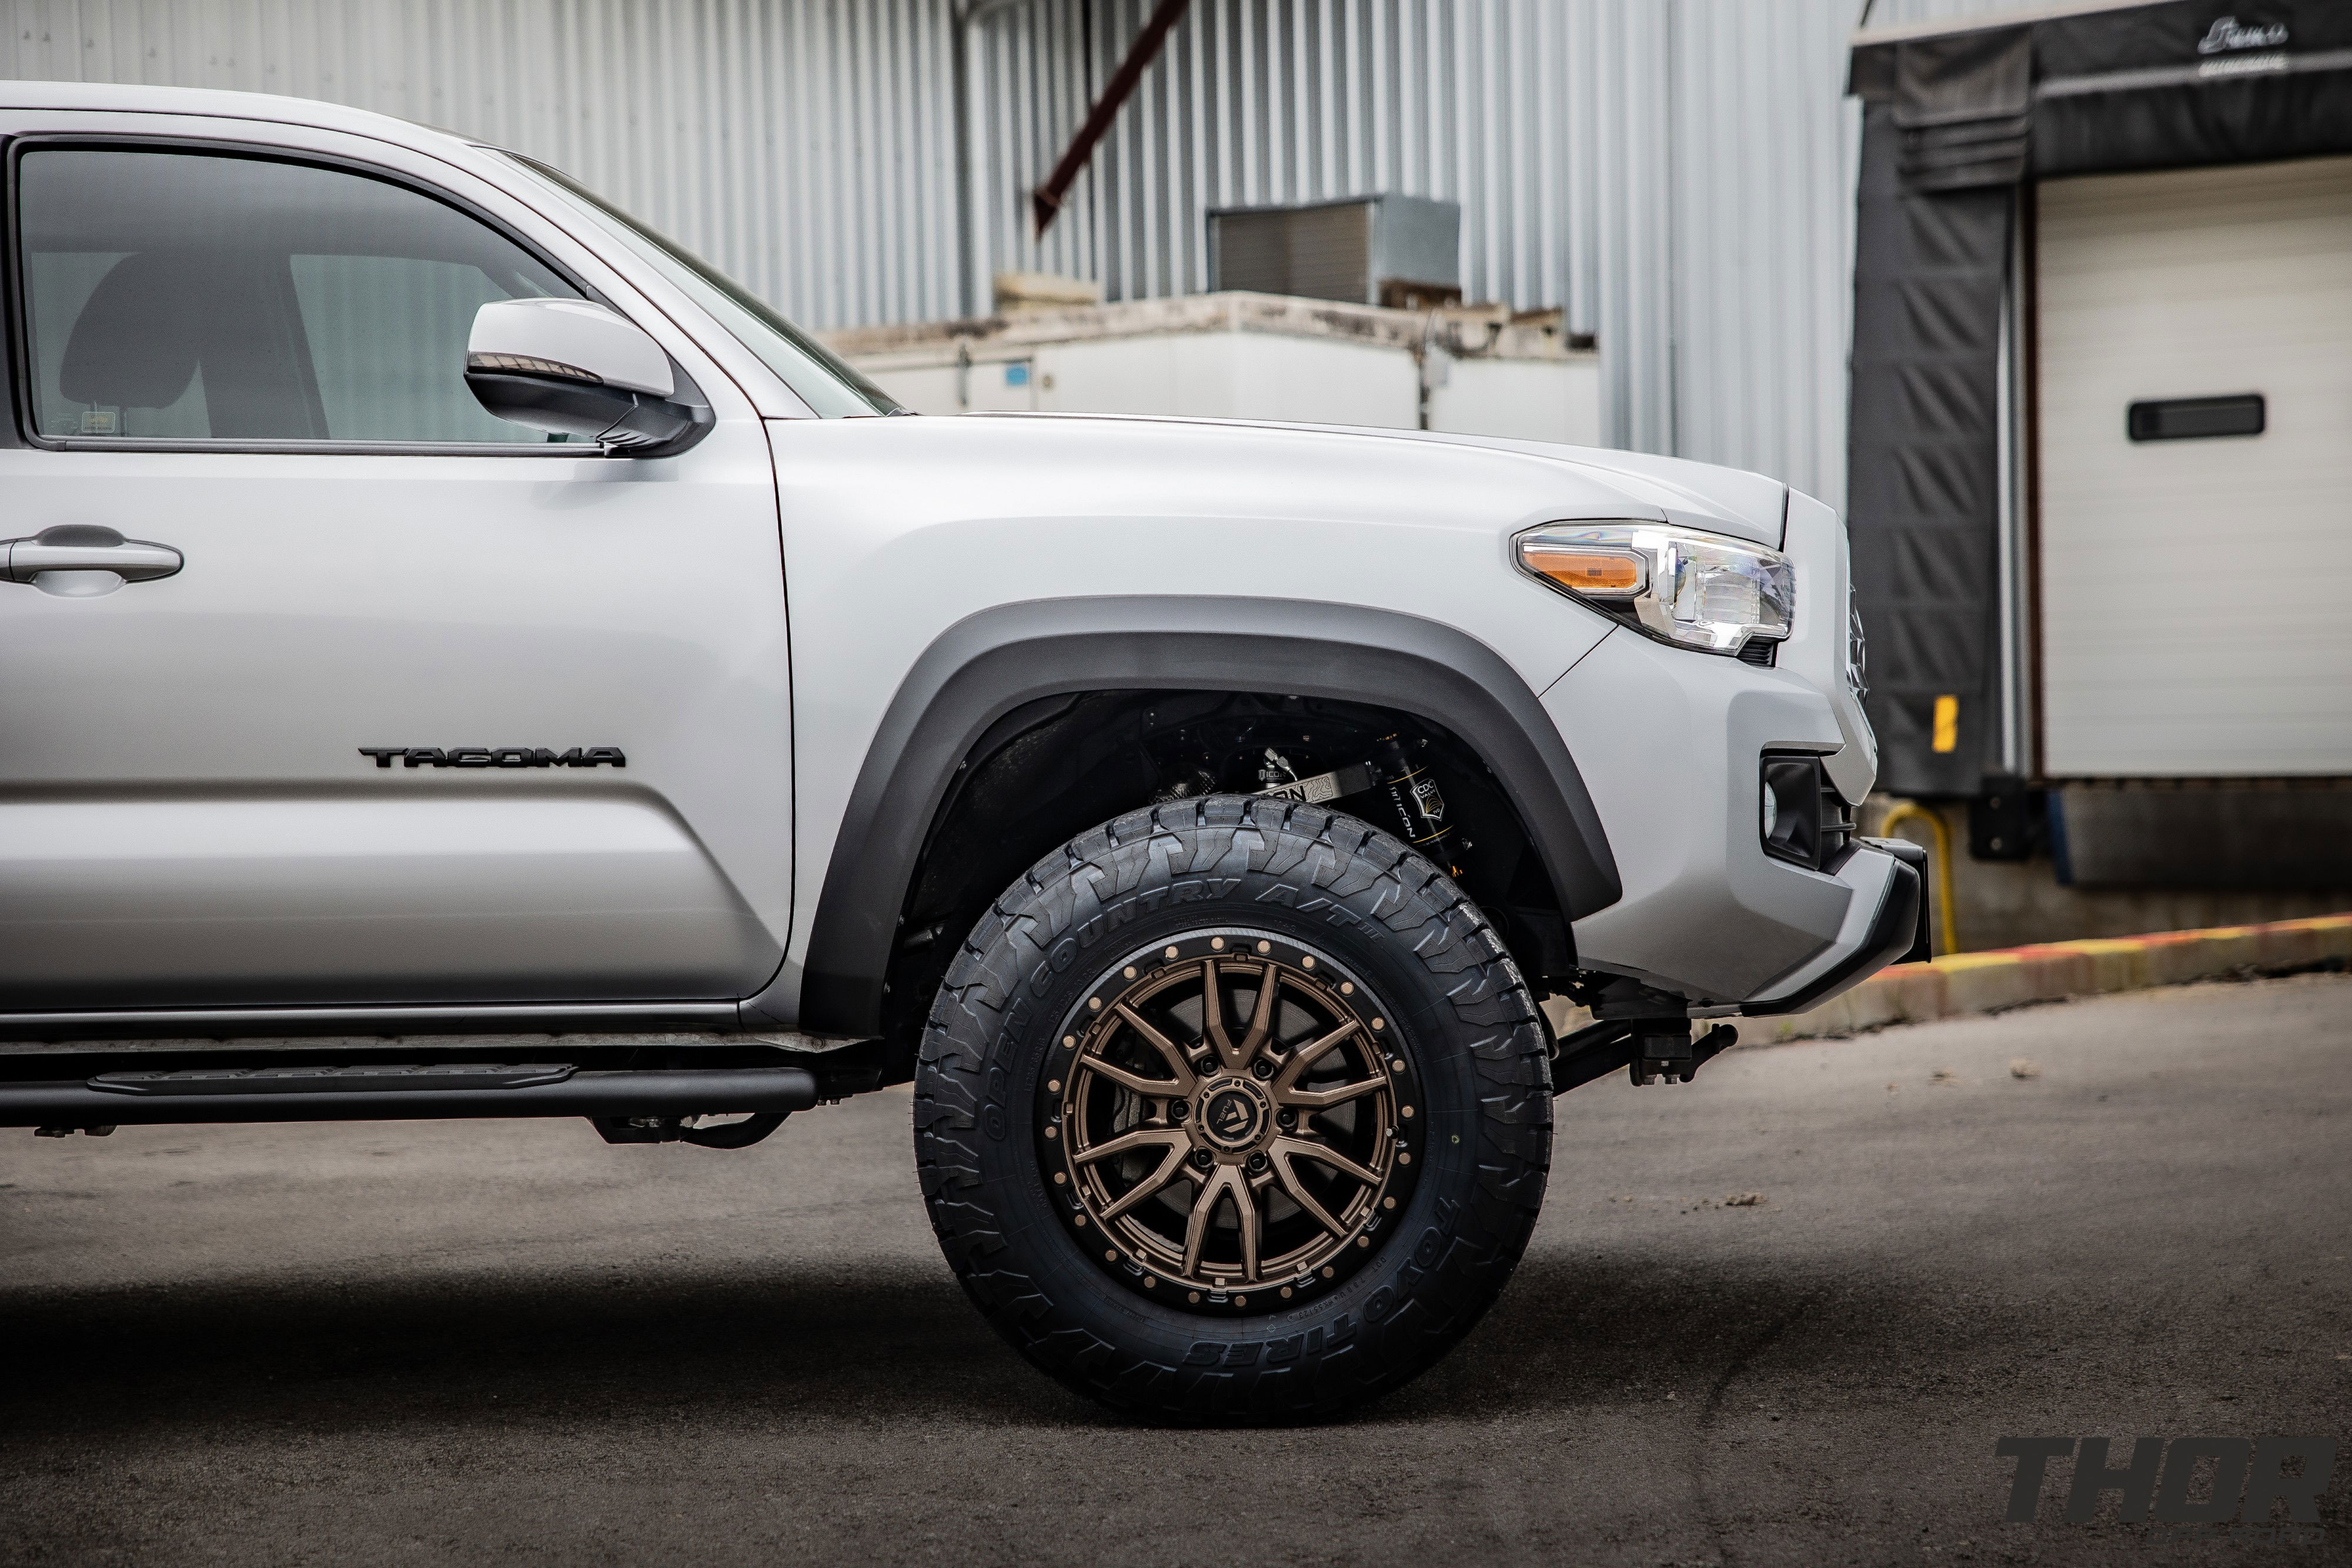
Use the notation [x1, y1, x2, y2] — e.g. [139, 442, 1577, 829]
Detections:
[770, 407, 1837, 738]
[971, 412, 1792, 548]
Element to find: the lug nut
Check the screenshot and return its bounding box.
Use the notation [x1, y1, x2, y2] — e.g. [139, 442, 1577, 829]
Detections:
[1170, 1100, 1189, 1122]
[1276, 1109, 1297, 1131]
[1250, 1059, 1274, 1080]
[1246, 1152, 1268, 1174]
[1191, 1149, 1215, 1171]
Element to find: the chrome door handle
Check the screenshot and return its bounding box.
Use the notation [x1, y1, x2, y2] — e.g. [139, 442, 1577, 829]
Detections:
[2, 525, 183, 585]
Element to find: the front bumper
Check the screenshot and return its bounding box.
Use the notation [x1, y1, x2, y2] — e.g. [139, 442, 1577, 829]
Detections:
[1742, 838, 1927, 1015]
[1542, 627, 1905, 1005]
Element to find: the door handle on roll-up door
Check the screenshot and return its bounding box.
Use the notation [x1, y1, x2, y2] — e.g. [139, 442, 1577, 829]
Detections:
[2, 525, 183, 594]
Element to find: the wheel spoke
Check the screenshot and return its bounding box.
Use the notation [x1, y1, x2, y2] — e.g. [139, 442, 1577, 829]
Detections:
[1198, 959, 1238, 1068]
[1272, 1019, 1361, 1094]
[1234, 1169, 1261, 1281]
[1071, 1125, 1185, 1166]
[1271, 1148, 1348, 1239]
[1182, 1164, 1259, 1282]
[1182, 1164, 1231, 1277]
[1078, 1054, 1184, 1098]
[1113, 1002, 1197, 1093]
[1097, 1137, 1194, 1221]
[1234, 961, 1279, 1069]
[1273, 1133, 1381, 1188]
[1278, 1075, 1386, 1111]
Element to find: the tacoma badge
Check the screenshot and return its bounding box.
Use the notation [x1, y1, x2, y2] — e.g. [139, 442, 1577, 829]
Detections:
[358, 747, 626, 768]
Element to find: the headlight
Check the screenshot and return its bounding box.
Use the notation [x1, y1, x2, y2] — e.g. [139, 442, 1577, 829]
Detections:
[1515, 522, 1793, 657]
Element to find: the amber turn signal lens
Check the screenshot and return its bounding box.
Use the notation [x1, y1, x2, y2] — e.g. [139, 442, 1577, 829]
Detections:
[1519, 543, 1645, 596]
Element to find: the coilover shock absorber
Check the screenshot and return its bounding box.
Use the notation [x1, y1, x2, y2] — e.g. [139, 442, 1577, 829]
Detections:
[1251, 734, 1465, 880]
[1370, 734, 1461, 878]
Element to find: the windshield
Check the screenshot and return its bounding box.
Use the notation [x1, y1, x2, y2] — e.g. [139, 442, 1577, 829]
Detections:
[502, 154, 900, 417]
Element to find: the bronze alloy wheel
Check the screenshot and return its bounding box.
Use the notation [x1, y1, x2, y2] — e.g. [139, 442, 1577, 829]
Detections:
[1041, 931, 1419, 1310]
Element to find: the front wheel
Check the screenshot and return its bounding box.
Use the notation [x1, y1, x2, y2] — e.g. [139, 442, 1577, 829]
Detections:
[914, 795, 1552, 1422]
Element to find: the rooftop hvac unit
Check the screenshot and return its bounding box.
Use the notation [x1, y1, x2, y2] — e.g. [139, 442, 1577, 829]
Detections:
[1208, 195, 1461, 308]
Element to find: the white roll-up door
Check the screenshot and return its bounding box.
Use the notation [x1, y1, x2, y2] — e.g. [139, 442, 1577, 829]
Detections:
[2035, 153, 2352, 777]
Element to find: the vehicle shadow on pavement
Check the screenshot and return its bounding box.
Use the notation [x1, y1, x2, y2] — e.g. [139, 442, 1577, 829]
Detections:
[0, 1247, 1940, 1437]
[1393, 1246, 1947, 1420]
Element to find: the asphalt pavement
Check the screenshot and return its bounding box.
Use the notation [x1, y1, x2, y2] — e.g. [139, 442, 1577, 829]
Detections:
[4, 972, 2347, 1567]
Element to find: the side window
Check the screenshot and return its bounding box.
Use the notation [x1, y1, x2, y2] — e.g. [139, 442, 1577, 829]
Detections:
[16, 146, 584, 445]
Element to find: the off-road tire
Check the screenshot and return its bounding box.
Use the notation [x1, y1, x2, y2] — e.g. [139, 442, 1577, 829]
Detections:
[913, 794, 1552, 1421]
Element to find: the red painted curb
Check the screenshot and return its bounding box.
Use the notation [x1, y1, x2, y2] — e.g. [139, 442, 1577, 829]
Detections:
[1739, 912, 2352, 1044]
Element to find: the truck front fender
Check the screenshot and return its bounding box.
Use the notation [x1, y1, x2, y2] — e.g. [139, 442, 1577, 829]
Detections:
[768, 596, 1622, 1038]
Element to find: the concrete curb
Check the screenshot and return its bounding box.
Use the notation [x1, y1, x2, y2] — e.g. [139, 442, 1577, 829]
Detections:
[1736, 912, 2352, 1045]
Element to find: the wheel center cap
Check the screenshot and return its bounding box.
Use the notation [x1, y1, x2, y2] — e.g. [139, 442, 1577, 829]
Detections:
[1196, 1080, 1270, 1152]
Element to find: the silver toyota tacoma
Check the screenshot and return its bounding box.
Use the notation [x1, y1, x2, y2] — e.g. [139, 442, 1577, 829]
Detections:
[0, 83, 1922, 1421]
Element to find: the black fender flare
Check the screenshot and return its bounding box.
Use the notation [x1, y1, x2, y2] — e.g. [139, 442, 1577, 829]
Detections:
[785, 596, 1622, 1037]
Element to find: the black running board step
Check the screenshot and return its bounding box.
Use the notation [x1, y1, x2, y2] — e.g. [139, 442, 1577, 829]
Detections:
[0, 1065, 817, 1127]
[93, 1063, 578, 1096]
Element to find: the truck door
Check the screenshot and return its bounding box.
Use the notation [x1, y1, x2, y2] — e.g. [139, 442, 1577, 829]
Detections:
[0, 124, 793, 1015]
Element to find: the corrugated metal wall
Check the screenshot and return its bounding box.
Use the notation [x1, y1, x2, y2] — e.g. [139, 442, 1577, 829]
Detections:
[5, 0, 968, 329]
[971, 0, 1682, 464]
[5, 0, 2016, 503]
[974, 0, 2012, 503]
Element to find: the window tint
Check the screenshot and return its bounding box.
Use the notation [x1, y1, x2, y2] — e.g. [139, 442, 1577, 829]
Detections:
[18, 148, 582, 444]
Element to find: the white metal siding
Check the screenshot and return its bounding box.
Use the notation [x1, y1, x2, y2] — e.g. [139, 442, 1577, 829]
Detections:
[971, 0, 1680, 460]
[5, 0, 969, 330]
[974, 0, 2016, 497]
[2035, 155, 2352, 777]
[6, 0, 2020, 500]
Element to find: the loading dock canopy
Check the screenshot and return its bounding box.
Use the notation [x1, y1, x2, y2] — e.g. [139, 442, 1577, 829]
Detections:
[1845, 0, 2352, 795]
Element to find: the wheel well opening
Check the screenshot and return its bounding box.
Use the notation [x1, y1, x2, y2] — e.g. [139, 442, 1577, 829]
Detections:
[876, 689, 1578, 1069]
